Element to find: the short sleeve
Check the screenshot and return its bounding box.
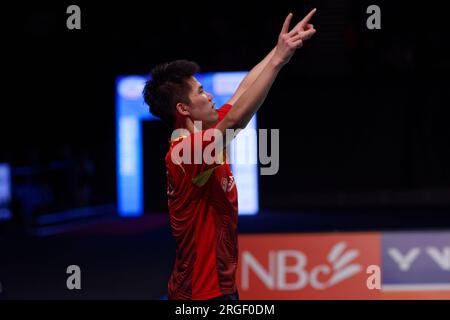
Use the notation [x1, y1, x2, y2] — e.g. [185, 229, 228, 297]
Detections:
[213, 103, 233, 127]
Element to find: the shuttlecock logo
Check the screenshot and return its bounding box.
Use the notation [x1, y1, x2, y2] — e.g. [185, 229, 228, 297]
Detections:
[324, 242, 363, 287]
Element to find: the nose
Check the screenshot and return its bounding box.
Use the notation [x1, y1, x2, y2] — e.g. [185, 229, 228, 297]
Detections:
[206, 92, 213, 101]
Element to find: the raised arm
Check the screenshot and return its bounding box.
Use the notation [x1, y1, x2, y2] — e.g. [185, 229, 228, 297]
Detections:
[226, 47, 276, 106]
[217, 9, 317, 134]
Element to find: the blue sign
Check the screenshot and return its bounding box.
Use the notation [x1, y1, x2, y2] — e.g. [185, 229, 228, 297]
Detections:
[116, 72, 259, 217]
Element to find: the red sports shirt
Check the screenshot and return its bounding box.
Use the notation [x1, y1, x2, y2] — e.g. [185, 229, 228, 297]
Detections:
[165, 104, 238, 300]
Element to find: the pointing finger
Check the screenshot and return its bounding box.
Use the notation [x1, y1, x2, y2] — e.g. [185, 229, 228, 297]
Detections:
[299, 8, 317, 27]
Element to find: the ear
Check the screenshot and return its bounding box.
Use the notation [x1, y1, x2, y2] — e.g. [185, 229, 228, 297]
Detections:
[175, 102, 190, 116]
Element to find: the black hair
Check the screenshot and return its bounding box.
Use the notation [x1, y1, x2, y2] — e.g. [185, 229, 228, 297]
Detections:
[142, 60, 200, 128]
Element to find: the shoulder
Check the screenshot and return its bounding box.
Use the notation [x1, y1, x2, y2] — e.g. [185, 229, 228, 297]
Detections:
[214, 103, 233, 125]
[218, 103, 233, 114]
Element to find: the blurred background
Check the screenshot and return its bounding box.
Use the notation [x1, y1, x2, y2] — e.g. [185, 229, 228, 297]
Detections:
[0, 0, 449, 299]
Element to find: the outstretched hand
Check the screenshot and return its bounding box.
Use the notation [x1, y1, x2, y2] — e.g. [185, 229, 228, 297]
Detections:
[273, 8, 317, 66]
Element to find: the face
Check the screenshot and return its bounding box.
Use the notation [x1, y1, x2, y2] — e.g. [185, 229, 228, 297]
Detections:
[184, 77, 218, 129]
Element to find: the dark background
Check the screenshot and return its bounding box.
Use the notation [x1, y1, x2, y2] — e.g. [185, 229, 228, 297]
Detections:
[0, 0, 449, 299]
[4, 0, 449, 220]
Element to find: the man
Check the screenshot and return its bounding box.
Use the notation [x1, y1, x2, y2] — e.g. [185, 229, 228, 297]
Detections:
[143, 9, 317, 300]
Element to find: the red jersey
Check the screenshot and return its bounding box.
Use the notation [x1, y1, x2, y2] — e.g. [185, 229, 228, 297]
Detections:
[165, 104, 239, 300]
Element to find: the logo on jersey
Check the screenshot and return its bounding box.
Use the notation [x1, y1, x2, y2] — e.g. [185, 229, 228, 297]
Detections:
[221, 175, 235, 193]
